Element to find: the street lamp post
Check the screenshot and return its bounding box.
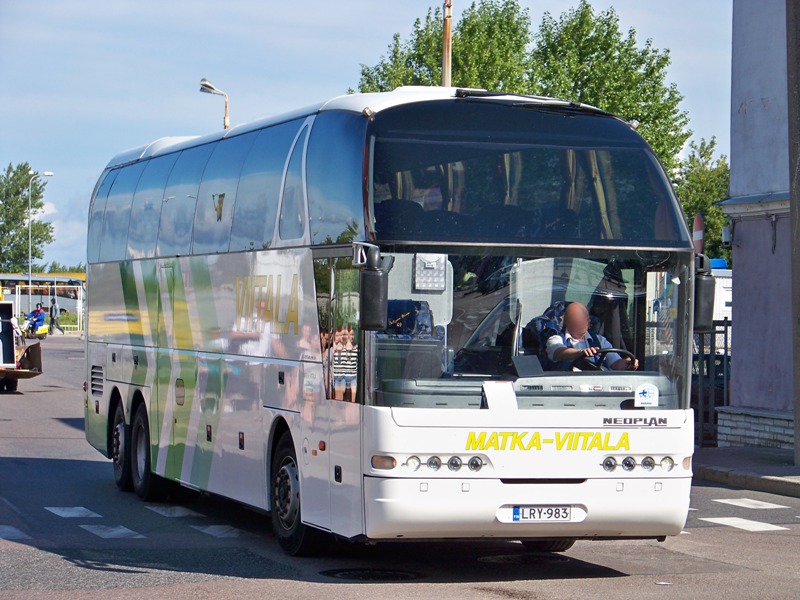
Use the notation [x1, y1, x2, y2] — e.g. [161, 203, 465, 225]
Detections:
[199, 78, 230, 129]
[27, 170, 53, 312]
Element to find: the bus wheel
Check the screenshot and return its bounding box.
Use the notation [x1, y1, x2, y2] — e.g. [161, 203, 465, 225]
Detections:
[130, 405, 164, 501]
[271, 432, 324, 556]
[111, 403, 133, 491]
[6, 378, 17, 392]
[521, 539, 575, 553]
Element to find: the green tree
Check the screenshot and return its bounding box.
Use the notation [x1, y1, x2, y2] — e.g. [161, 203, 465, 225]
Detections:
[45, 261, 86, 273]
[529, 1, 690, 172]
[674, 138, 731, 263]
[0, 163, 55, 272]
[357, 0, 690, 171]
[358, 0, 532, 92]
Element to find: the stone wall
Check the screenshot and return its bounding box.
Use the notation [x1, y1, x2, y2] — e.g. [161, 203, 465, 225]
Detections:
[717, 406, 794, 449]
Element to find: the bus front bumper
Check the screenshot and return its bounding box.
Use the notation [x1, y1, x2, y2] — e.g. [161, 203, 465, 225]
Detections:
[363, 475, 691, 540]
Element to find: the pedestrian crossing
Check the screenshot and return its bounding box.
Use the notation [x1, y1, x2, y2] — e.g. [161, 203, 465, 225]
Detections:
[0, 504, 248, 541]
[692, 496, 795, 533]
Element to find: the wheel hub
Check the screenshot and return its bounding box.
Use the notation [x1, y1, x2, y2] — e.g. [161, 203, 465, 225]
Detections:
[274, 459, 300, 529]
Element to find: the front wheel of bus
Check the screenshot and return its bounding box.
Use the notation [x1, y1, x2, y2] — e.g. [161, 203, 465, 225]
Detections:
[130, 405, 164, 501]
[521, 539, 575, 552]
[271, 432, 324, 556]
[111, 402, 133, 491]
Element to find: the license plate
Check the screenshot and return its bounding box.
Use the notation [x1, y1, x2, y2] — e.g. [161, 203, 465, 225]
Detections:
[512, 505, 572, 522]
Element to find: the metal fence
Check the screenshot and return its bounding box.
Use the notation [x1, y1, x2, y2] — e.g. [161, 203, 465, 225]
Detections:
[693, 318, 732, 447]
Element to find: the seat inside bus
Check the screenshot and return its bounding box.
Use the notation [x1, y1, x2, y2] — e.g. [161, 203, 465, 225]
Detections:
[375, 299, 445, 381]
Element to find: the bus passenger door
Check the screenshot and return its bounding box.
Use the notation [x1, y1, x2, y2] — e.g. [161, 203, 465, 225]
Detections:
[326, 260, 365, 538]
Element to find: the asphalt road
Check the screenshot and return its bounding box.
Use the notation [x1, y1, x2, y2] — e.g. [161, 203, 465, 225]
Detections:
[2, 335, 800, 599]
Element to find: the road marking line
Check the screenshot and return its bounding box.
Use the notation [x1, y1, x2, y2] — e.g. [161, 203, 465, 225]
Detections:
[191, 525, 243, 538]
[145, 505, 204, 518]
[712, 498, 790, 510]
[0, 525, 30, 540]
[45, 506, 101, 518]
[688, 507, 698, 511]
[79, 524, 145, 539]
[680, 531, 691, 535]
[699, 517, 789, 532]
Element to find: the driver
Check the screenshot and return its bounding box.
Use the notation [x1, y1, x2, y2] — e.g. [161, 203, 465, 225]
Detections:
[546, 302, 638, 371]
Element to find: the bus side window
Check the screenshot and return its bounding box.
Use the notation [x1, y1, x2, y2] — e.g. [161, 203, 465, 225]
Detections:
[127, 154, 178, 259]
[306, 111, 367, 245]
[229, 120, 301, 251]
[192, 132, 257, 255]
[278, 125, 309, 242]
[331, 258, 359, 402]
[100, 162, 146, 262]
[157, 144, 215, 257]
[87, 169, 119, 264]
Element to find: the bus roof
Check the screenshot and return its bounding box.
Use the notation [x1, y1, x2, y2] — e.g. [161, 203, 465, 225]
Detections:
[104, 87, 612, 170]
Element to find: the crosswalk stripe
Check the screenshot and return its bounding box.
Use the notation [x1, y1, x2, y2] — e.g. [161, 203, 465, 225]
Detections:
[712, 498, 790, 510]
[79, 524, 145, 539]
[191, 524, 243, 538]
[0, 525, 30, 540]
[145, 505, 204, 518]
[45, 507, 101, 518]
[699, 517, 789, 532]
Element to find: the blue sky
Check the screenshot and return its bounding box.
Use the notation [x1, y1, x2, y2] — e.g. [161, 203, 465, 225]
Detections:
[0, 0, 732, 268]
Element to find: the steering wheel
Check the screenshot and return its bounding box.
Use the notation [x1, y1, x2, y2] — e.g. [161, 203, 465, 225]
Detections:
[575, 348, 637, 372]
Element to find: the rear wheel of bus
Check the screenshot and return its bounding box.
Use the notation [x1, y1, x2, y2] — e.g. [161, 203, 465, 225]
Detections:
[271, 431, 325, 556]
[111, 402, 133, 491]
[130, 404, 164, 501]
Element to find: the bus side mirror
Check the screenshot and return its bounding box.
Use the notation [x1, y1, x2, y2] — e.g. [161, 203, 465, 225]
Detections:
[693, 254, 715, 333]
[355, 242, 391, 331]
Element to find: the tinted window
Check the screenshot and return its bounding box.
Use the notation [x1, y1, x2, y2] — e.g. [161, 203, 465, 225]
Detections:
[370, 101, 691, 248]
[192, 133, 257, 254]
[279, 125, 309, 241]
[99, 162, 146, 261]
[127, 154, 178, 259]
[87, 170, 118, 264]
[157, 144, 215, 257]
[230, 120, 301, 251]
[306, 111, 367, 244]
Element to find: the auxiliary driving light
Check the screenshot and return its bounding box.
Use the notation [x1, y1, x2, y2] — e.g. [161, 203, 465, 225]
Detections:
[621, 456, 636, 471]
[661, 456, 675, 472]
[427, 456, 442, 471]
[406, 455, 421, 471]
[602, 457, 618, 472]
[641, 456, 656, 471]
[468, 456, 483, 472]
[447, 456, 462, 471]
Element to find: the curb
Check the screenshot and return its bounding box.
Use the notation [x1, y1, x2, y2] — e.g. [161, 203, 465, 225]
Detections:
[694, 465, 800, 499]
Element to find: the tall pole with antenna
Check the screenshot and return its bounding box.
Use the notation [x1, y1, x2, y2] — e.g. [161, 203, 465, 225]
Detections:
[442, 0, 453, 87]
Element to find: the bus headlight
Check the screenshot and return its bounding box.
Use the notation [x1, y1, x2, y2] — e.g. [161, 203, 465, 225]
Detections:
[405, 455, 421, 471]
[427, 456, 442, 471]
[468, 456, 483, 472]
[371, 455, 397, 470]
[661, 456, 675, 471]
[641, 456, 656, 471]
[447, 456, 462, 471]
[621, 457, 636, 471]
[602, 457, 617, 472]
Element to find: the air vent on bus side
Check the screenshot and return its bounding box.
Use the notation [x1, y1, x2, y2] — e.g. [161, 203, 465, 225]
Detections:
[90, 365, 104, 396]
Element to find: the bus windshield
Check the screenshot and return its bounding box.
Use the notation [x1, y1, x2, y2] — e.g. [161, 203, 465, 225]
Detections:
[367, 249, 691, 411]
[369, 100, 689, 246]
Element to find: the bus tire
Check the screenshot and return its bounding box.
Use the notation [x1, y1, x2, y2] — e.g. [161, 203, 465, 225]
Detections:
[521, 538, 576, 553]
[130, 405, 164, 501]
[111, 402, 133, 491]
[271, 432, 324, 556]
[6, 378, 17, 392]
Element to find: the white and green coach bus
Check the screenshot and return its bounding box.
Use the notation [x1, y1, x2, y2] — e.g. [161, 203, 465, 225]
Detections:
[85, 87, 712, 555]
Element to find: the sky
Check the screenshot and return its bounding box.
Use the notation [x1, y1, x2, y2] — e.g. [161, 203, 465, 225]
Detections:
[0, 0, 733, 269]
